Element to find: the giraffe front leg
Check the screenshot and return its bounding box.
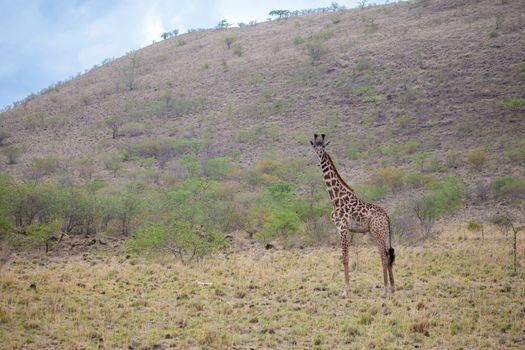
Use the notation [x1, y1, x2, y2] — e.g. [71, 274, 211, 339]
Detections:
[339, 229, 350, 298]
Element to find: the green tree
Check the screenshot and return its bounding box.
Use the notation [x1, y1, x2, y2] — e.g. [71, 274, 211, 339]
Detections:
[105, 115, 124, 139]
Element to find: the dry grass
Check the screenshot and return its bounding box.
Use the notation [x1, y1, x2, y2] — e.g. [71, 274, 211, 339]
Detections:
[1, 227, 523, 349]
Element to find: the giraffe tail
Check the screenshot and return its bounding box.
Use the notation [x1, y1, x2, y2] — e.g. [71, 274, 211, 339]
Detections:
[388, 247, 395, 266]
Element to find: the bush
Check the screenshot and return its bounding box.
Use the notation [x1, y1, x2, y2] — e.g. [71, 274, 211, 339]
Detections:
[403, 140, 420, 154]
[132, 139, 161, 158]
[305, 39, 326, 63]
[2, 145, 23, 164]
[204, 157, 233, 179]
[467, 149, 487, 171]
[371, 167, 405, 193]
[466, 220, 482, 232]
[354, 184, 386, 202]
[491, 176, 525, 203]
[413, 177, 465, 236]
[404, 172, 437, 189]
[413, 151, 431, 171]
[33, 156, 61, 176]
[0, 128, 10, 145]
[496, 98, 525, 109]
[255, 159, 284, 178]
[232, 43, 243, 57]
[292, 35, 305, 45]
[224, 35, 236, 49]
[129, 221, 227, 263]
[505, 140, 525, 166]
[26, 220, 63, 252]
[100, 151, 124, 176]
[121, 122, 145, 137]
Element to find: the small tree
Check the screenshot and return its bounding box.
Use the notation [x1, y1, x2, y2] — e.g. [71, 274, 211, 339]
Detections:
[216, 19, 231, 29]
[491, 215, 524, 273]
[122, 54, 142, 91]
[224, 35, 236, 49]
[413, 151, 431, 171]
[412, 197, 437, 238]
[269, 10, 291, 20]
[105, 115, 123, 139]
[27, 220, 63, 253]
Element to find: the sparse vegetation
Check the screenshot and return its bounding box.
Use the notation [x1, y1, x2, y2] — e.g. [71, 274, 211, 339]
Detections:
[0, 1, 524, 348]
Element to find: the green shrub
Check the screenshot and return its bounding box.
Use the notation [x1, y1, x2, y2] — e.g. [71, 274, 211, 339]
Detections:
[181, 155, 202, 177]
[204, 157, 233, 179]
[496, 98, 525, 109]
[505, 140, 525, 165]
[100, 151, 124, 176]
[413, 151, 431, 171]
[26, 220, 63, 252]
[80, 95, 91, 106]
[372, 167, 405, 193]
[466, 220, 482, 232]
[121, 122, 145, 137]
[362, 95, 383, 103]
[33, 156, 61, 176]
[413, 177, 465, 236]
[491, 176, 525, 203]
[248, 73, 265, 86]
[397, 115, 410, 128]
[403, 140, 420, 154]
[224, 35, 236, 49]
[467, 149, 487, 171]
[129, 221, 227, 262]
[354, 184, 386, 202]
[255, 159, 284, 177]
[346, 147, 360, 160]
[292, 35, 305, 45]
[2, 145, 23, 164]
[131, 139, 161, 158]
[258, 206, 302, 243]
[446, 149, 461, 168]
[404, 172, 436, 189]
[232, 43, 243, 57]
[0, 128, 10, 145]
[305, 39, 326, 63]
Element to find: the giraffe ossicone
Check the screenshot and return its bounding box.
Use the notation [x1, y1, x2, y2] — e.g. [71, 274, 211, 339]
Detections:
[310, 134, 395, 298]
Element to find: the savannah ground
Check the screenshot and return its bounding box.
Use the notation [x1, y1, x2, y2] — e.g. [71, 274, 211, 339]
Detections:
[1, 226, 523, 349]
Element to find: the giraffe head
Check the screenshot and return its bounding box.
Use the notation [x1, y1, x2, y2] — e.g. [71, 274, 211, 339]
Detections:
[310, 134, 330, 160]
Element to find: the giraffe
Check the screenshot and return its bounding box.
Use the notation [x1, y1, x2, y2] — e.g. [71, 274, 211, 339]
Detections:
[310, 134, 395, 298]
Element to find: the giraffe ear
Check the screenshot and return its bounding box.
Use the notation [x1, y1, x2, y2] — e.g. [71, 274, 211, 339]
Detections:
[325, 141, 330, 147]
[310, 141, 314, 146]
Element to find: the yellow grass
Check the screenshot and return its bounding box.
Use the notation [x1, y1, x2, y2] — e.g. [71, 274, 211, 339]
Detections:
[1, 228, 524, 349]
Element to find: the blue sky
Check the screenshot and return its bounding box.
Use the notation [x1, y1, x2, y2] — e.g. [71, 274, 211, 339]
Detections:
[0, 0, 383, 110]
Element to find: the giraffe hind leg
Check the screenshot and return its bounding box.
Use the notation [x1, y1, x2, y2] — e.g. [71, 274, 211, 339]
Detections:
[388, 263, 395, 293]
[380, 251, 389, 299]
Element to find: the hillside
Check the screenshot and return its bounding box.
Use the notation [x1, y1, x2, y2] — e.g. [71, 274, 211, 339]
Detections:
[0, 0, 524, 244]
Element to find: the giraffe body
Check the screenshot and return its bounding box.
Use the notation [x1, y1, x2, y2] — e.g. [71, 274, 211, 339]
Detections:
[311, 134, 395, 298]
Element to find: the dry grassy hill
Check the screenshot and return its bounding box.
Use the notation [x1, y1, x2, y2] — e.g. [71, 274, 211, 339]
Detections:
[0, 0, 524, 236]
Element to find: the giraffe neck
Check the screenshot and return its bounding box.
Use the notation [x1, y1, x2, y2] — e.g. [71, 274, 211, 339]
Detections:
[319, 151, 356, 202]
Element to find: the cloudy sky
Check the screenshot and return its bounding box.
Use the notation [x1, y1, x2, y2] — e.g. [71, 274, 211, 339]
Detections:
[0, 0, 384, 110]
